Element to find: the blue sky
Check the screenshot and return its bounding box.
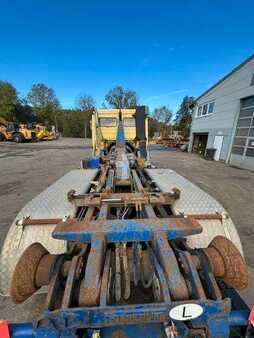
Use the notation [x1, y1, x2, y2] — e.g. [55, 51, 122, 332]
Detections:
[0, 0, 253, 113]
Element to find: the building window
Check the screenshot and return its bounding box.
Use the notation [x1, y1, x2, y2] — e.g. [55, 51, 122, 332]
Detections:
[246, 148, 254, 157]
[197, 106, 202, 116]
[196, 101, 215, 117]
[232, 146, 245, 155]
[239, 108, 254, 118]
[202, 104, 208, 115]
[236, 128, 249, 136]
[208, 102, 215, 114]
[237, 118, 252, 128]
[234, 137, 247, 146]
[241, 96, 254, 108]
[248, 138, 254, 147]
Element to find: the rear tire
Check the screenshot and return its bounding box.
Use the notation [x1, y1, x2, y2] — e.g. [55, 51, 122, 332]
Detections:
[13, 133, 24, 143]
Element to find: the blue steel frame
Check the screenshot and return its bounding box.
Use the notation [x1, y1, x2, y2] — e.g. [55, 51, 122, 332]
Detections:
[52, 217, 203, 243]
[9, 305, 249, 337]
[8, 219, 251, 337]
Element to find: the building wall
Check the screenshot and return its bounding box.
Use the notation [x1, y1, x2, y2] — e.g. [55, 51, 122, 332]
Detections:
[189, 58, 254, 161]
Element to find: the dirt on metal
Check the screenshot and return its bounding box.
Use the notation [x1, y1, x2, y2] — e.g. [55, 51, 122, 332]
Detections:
[205, 236, 248, 290]
[10, 243, 49, 304]
[35, 253, 58, 287]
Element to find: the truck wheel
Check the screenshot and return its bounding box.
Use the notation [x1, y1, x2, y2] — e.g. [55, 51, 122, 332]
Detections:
[13, 133, 24, 143]
[0, 133, 5, 141]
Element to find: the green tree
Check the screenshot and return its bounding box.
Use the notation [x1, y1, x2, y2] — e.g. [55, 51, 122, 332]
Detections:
[174, 96, 195, 138]
[105, 86, 138, 108]
[76, 93, 95, 138]
[61, 109, 88, 138]
[0, 81, 18, 121]
[148, 117, 160, 138]
[27, 83, 60, 124]
[14, 98, 34, 123]
[76, 93, 95, 111]
[153, 106, 173, 137]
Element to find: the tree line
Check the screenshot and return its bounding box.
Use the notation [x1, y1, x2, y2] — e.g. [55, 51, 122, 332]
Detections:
[0, 81, 195, 138]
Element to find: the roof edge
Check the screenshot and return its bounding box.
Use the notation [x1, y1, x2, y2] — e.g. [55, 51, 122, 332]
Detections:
[196, 54, 254, 102]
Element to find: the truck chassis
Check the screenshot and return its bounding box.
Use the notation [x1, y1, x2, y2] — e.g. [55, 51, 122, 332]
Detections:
[0, 114, 252, 337]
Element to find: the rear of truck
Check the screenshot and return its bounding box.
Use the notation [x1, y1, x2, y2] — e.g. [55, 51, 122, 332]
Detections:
[91, 107, 149, 158]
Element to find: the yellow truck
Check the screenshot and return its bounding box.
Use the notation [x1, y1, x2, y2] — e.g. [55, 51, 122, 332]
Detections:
[91, 107, 149, 157]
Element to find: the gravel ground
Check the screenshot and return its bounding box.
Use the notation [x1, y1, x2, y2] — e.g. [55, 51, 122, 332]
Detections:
[0, 138, 253, 322]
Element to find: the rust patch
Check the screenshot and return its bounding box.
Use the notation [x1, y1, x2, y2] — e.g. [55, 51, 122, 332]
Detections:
[54, 216, 202, 236]
[17, 218, 62, 226]
[10, 243, 48, 304]
[79, 235, 105, 306]
[111, 330, 126, 338]
[206, 236, 248, 290]
[35, 254, 58, 287]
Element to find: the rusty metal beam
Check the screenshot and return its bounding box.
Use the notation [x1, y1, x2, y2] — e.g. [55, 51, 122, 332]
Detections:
[61, 256, 81, 308]
[152, 232, 189, 300]
[183, 213, 227, 221]
[16, 218, 63, 226]
[67, 191, 180, 208]
[99, 250, 111, 306]
[79, 234, 105, 306]
[16, 213, 225, 228]
[53, 216, 202, 243]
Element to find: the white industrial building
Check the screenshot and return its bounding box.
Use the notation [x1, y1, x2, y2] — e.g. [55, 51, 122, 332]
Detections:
[189, 54, 254, 170]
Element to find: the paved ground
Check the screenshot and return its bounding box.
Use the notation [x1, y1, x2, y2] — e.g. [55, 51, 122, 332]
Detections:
[0, 138, 92, 250]
[0, 138, 253, 322]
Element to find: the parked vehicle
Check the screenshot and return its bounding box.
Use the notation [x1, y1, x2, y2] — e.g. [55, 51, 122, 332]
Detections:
[0, 118, 36, 143]
[32, 124, 57, 141]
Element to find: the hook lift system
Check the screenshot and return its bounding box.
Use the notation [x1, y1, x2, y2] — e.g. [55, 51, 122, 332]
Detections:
[0, 109, 253, 337]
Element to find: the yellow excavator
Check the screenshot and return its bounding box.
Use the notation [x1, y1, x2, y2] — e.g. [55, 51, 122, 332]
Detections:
[0, 118, 13, 141]
[32, 124, 57, 141]
[0, 118, 36, 143]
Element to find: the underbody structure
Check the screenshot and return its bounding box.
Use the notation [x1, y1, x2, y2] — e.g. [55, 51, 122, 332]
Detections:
[0, 110, 253, 337]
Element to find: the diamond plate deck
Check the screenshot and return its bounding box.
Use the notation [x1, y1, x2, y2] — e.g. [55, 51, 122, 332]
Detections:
[146, 169, 243, 254]
[0, 169, 98, 296]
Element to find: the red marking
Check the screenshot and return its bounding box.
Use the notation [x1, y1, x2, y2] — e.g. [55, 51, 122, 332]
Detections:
[0, 320, 10, 338]
[249, 307, 254, 327]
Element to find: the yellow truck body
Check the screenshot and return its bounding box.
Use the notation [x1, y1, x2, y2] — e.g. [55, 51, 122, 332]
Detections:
[91, 108, 148, 155]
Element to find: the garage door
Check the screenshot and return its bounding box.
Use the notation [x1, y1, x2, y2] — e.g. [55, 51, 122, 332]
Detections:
[230, 96, 254, 170]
